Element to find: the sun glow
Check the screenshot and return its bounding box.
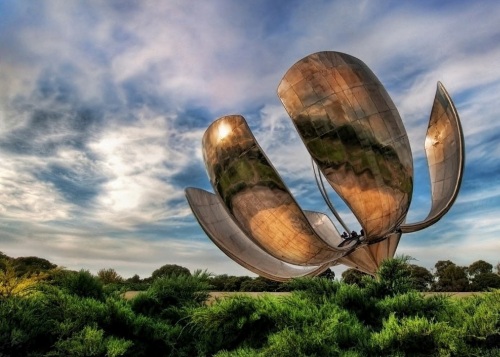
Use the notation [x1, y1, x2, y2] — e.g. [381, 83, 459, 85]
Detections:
[217, 123, 231, 141]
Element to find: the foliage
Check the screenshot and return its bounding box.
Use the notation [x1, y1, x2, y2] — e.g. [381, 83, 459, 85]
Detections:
[285, 276, 341, 300]
[209, 275, 253, 291]
[98, 268, 123, 285]
[2, 253, 500, 355]
[131, 270, 211, 322]
[12, 256, 57, 276]
[316, 267, 335, 280]
[240, 276, 283, 292]
[408, 264, 434, 291]
[52, 324, 132, 356]
[468, 260, 493, 277]
[471, 272, 500, 291]
[433, 260, 470, 292]
[341, 268, 368, 285]
[0, 259, 49, 299]
[150, 264, 191, 280]
[59, 269, 105, 300]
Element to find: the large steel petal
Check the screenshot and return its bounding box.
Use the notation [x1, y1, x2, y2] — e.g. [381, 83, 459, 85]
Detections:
[185, 188, 330, 281]
[401, 82, 464, 233]
[278, 51, 413, 241]
[202, 115, 344, 265]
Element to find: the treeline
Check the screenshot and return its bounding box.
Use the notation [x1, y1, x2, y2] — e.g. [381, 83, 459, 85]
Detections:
[1, 253, 500, 356]
[1, 251, 500, 297]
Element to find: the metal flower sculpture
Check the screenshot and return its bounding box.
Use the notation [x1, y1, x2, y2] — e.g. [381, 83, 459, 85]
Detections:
[186, 51, 464, 280]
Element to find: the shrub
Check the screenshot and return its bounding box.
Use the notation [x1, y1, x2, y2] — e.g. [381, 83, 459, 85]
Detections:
[131, 271, 211, 321]
[285, 276, 340, 300]
[53, 324, 132, 356]
[376, 291, 449, 321]
[190, 295, 271, 354]
[370, 314, 461, 355]
[0, 292, 58, 355]
[59, 270, 104, 300]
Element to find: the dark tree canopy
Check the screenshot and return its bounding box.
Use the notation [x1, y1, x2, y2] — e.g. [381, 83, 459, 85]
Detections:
[126, 274, 141, 283]
[468, 260, 493, 277]
[97, 268, 123, 284]
[432, 261, 469, 292]
[342, 268, 368, 285]
[317, 268, 335, 280]
[13, 256, 57, 276]
[151, 264, 191, 280]
[209, 274, 252, 291]
[240, 277, 275, 292]
[408, 264, 434, 291]
[471, 272, 500, 291]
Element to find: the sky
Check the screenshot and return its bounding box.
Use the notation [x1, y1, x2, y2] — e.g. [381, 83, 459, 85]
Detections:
[1, 0, 500, 279]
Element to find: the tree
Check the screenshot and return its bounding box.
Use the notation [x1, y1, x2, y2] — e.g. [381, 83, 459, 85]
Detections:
[467, 260, 500, 291]
[468, 260, 493, 278]
[342, 269, 368, 285]
[240, 276, 283, 292]
[151, 264, 191, 280]
[496, 262, 500, 275]
[209, 275, 252, 291]
[317, 268, 335, 280]
[470, 272, 500, 291]
[432, 261, 469, 292]
[373, 257, 415, 296]
[126, 274, 141, 283]
[97, 268, 123, 284]
[13, 256, 57, 275]
[408, 264, 433, 291]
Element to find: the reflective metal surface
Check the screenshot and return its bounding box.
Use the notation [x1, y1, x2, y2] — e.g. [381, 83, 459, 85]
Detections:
[278, 51, 413, 241]
[185, 188, 331, 281]
[202, 115, 345, 266]
[187, 51, 464, 280]
[401, 82, 465, 233]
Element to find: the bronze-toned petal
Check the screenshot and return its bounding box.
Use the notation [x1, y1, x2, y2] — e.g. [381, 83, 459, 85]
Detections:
[278, 51, 413, 241]
[401, 82, 465, 233]
[202, 115, 344, 265]
[185, 188, 331, 281]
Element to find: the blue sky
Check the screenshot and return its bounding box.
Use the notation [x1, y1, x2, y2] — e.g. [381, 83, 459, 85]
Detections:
[1, 0, 499, 278]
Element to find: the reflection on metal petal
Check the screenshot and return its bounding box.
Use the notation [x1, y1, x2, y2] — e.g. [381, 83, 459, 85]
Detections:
[185, 187, 331, 281]
[202, 115, 345, 266]
[278, 51, 413, 241]
[401, 82, 465, 233]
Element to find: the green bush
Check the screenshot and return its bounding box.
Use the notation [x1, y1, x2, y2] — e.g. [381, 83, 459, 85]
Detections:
[284, 276, 340, 300]
[444, 290, 500, 350]
[131, 272, 210, 321]
[59, 270, 104, 300]
[190, 294, 272, 355]
[53, 324, 132, 356]
[376, 291, 449, 321]
[0, 292, 58, 355]
[191, 291, 370, 356]
[370, 314, 460, 355]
